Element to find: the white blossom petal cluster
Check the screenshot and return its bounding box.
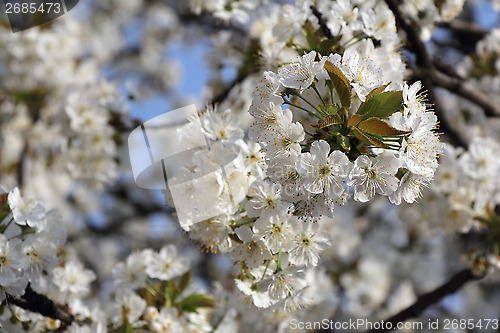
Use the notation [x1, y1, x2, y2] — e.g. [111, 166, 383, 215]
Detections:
[327, 50, 384, 102]
[155, 43, 443, 314]
[250, 52, 442, 216]
[1, 193, 220, 332]
[0, 187, 67, 303]
[400, 0, 465, 40]
[4, 0, 500, 332]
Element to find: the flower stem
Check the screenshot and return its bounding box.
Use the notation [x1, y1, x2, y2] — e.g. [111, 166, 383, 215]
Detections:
[276, 251, 282, 272]
[295, 94, 322, 114]
[261, 259, 272, 280]
[285, 100, 322, 119]
[312, 83, 326, 106]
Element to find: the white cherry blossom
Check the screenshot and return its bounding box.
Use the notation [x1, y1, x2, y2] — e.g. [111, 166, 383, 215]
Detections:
[278, 51, 326, 92]
[296, 140, 352, 197]
[145, 244, 189, 280]
[348, 153, 400, 202]
[289, 222, 331, 267]
[0, 235, 28, 286]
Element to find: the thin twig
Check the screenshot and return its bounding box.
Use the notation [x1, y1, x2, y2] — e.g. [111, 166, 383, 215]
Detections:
[437, 21, 488, 41]
[365, 269, 481, 333]
[310, 5, 335, 39]
[429, 68, 500, 118]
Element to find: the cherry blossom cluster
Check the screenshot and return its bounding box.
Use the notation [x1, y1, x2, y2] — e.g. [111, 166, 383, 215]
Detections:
[155, 105, 335, 313]
[249, 51, 443, 217]
[399, 136, 500, 272]
[54, 245, 211, 333]
[159, 50, 442, 312]
[0, 18, 129, 208]
[0, 190, 221, 332]
[0, 187, 67, 303]
[156, 4, 447, 312]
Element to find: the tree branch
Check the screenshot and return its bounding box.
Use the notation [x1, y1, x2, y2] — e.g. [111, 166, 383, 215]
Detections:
[384, 0, 470, 148]
[4, 285, 83, 329]
[310, 5, 335, 39]
[366, 269, 480, 333]
[428, 68, 500, 118]
[208, 74, 246, 107]
[436, 21, 488, 42]
[385, 0, 433, 69]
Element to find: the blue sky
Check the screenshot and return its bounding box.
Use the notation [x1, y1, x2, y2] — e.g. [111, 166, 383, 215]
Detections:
[129, 39, 211, 121]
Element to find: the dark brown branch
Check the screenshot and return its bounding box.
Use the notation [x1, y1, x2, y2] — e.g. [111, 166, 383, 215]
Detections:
[431, 58, 462, 79]
[426, 68, 500, 118]
[209, 75, 246, 107]
[5, 285, 80, 328]
[310, 5, 335, 39]
[16, 142, 28, 188]
[385, 0, 434, 69]
[384, 0, 470, 148]
[437, 21, 488, 42]
[366, 269, 480, 333]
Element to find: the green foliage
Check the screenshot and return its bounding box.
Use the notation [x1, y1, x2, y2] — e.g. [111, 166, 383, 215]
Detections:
[356, 90, 403, 119]
[356, 117, 409, 136]
[395, 168, 409, 180]
[351, 127, 389, 149]
[303, 20, 342, 55]
[318, 114, 342, 128]
[177, 270, 191, 297]
[180, 294, 215, 314]
[136, 271, 214, 317]
[117, 323, 132, 333]
[118, 306, 132, 333]
[325, 61, 352, 109]
[12, 89, 46, 121]
[317, 104, 341, 117]
[339, 135, 351, 152]
[347, 114, 365, 128]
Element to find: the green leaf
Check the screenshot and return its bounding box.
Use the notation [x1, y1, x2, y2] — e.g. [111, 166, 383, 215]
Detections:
[351, 127, 371, 145]
[340, 135, 351, 152]
[164, 280, 175, 301]
[304, 20, 320, 49]
[317, 104, 340, 116]
[325, 61, 351, 109]
[357, 117, 410, 136]
[366, 82, 391, 101]
[118, 306, 132, 333]
[117, 324, 132, 333]
[318, 114, 342, 128]
[356, 83, 390, 116]
[357, 90, 403, 119]
[180, 294, 215, 314]
[319, 38, 338, 55]
[347, 114, 365, 128]
[351, 127, 388, 149]
[173, 270, 191, 303]
[396, 168, 409, 179]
